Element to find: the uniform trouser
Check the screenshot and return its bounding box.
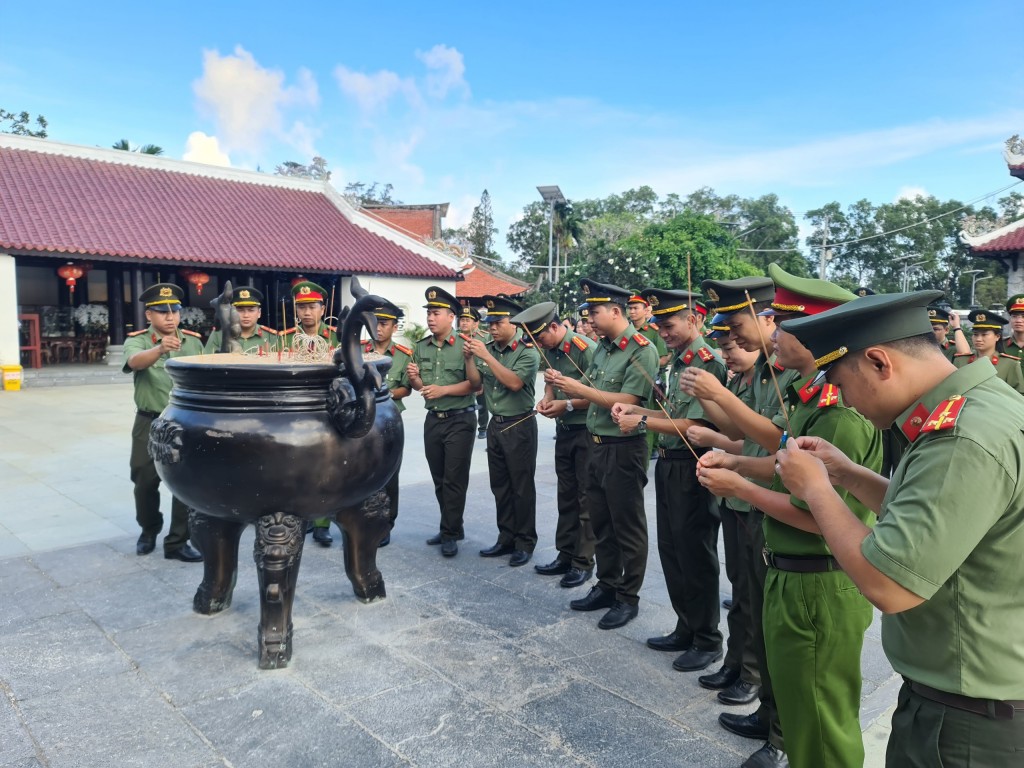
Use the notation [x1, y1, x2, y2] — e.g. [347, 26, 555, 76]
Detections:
[654, 455, 722, 651]
[129, 412, 190, 552]
[764, 568, 873, 768]
[588, 435, 648, 606]
[384, 452, 401, 529]
[424, 410, 475, 539]
[553, 426, 596, 570]
[747, 510, 783, 750]
[886, 683, 1024, 768]
[476, 393, 489, 432]
[487, 414, 538, 552]
[722, 504, 760, 684]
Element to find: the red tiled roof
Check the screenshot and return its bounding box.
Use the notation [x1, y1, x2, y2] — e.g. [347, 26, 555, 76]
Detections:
[0, 143, 457, 279]
[457, 261, 530, 300]
[963, 217, 1024, 255]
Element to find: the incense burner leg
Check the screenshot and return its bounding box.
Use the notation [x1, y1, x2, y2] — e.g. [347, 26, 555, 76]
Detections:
[253, 512, 305, 669]
[339, 490, 389, 603]
[190, 510, 245, 615]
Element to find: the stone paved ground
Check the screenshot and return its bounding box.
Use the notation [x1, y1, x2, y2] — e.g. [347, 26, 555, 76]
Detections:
[0, 382, 897, 767]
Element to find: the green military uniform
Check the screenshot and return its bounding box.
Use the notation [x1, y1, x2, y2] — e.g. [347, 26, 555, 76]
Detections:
[367, 298, 412, 536]
[476, 295, 541, 556]
[123, 283, 205, 556]
[398, 286, 477, 545]
[280, 321, 338, 350]
[783, 290, 1024, 768]
[643, 288, 729, 662]
[460, 306, 492, 437]
[957, 308, 1024, 395]
[580, 281, 659, 610]
[766, 375, 881, 768]
[205, 325, 278, 354]
[633, 316, 667, 461]
[1004, 294, 1024, 377]
[703, 274, 800, 756]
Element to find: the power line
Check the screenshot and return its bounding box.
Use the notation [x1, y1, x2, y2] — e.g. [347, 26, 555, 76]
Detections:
[735, 181, 1023, 254]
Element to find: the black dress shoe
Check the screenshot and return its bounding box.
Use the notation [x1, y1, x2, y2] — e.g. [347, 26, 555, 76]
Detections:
[378, 533, 391, 547]
[741, 743, 788, 767]
[479, 542, 514, 557]
[477, 429, 487, 440]
[559, 568, 592, 588]
[723, 597, 734, 610]
[136, 533, 156, 556]
[509, 550, 532, 567]
[719, 712, 769, 740]
[646, 630, 690, 652]
[570, 585, 615, 611]
[164, 543, 203, 562]
[426, 532, 465, 545]
[534, 558, 571, 575]
[698, 665, 740, 690]
[312, 526, 333, 546]
[441, 538, 458, 557]
[672, 647, 724, 672]
[718, 679, 761, 705]
[598, 601, 638, 629]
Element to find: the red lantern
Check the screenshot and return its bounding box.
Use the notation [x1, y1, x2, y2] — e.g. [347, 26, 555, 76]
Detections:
[57, 263, 85, 293]
[188, 271, 211, 295]
[291, 275, 306, 287]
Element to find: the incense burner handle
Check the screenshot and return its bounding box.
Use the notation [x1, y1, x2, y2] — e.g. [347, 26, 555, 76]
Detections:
[326, 292, 385, 438]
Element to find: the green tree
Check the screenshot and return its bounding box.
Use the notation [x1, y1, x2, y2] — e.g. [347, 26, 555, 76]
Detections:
[1, 109, 47, 138]
[467, 189, 499, 262]
[343, 181, 399, 204]
[112, 139, 164, 155]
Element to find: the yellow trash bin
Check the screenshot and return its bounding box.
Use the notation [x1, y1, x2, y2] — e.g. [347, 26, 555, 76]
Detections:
[2, 364, 23, 391]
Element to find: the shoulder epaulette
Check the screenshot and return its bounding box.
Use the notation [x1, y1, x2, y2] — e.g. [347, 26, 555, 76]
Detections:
[394, 342, 413, 356]
[817, 383, 839, 408]
[281, 327, 296, 335]
[259, 325, 278, 336]
[182, 329, 202, 338]
[1000, 352, 1022, 362]
[418, 333, 432, 343]
[572, 335, 589, 352]
[953, 352, 973, 359]
[697, 347, 715, 362]
[920, 395, 966, 434]
[127, 329, 147, 337]
[632, 333, 650, 347]
[524, 341, 534, 348]
[326, 325, 337, 332]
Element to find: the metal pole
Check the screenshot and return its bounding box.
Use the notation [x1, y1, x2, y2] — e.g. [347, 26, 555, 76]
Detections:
[547, 200, 555, 283]
[819, 214, 830, 279]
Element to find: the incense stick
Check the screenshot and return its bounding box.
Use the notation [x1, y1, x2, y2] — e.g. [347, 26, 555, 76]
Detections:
[743, 289, 793, 435]
[627, 357, 700, 460]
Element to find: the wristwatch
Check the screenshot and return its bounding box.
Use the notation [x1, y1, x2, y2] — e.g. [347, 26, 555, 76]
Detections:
[639, 414, 648, 432]
[564, 399, 575, 412]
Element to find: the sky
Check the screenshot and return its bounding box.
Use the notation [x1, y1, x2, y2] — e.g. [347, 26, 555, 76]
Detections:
[3, 1, 1023, 264]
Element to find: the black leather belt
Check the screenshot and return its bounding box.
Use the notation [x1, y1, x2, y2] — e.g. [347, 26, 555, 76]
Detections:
[137, 410, 161, 419]
[492, 410, 534, 424]
[428, 406, 477, 419]
[905, 677, 1024, 720]
[658, 447, 695, 460]
[762, 549, 841, 572]
[590, 433, 643, 445]
[556, 422, 588, 433]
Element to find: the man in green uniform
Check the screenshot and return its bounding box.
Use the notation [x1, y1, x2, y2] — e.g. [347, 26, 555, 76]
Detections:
[697, 265, 881, 768]
[547, 279, 659, 630]
[281, 280, 339, 544]
[203, 285, 278, 354]
[399, 286, 477, 557]
[954, 309, 1024, 395]
[627, 293, 669, 461]
[1004, 293, 1024, 366]
[613, 288, 729, 673]
[465, 295, 541, 566]
[365, 299, 412, 547]
[123, 282, 204, 562]
[680, 275, 799, 767]
[927, 305, 970, 361]
[775, 289, 1024, 768]
[459, 305, 491, 439]
[512, 301, 597, 588]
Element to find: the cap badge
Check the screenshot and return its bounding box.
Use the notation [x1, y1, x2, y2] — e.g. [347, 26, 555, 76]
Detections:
[159, 287, 173, 297]
[299, 286, 311, 295]
[239, 290, 250, 299]
[707, 288, 719, 303]
[486, 299, 495, 308]
[428, 289, 437, 300]
[648, 295, 659, 307]
[977, 313, 986, 322]
[928, 309, 936, 317]
[857, 289, 867, 296]
[582, 283, 591, 295]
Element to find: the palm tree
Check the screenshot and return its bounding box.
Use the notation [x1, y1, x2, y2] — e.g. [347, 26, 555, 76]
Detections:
[112, 139, 163, 155]
[553, 201, 583, 279]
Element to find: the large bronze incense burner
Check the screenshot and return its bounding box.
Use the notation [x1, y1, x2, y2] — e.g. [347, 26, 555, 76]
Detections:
[150, 284, 402, 668]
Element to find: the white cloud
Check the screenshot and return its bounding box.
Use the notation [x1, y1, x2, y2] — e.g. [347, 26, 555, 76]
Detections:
[416, 44, 469, 99]
[182, 131, 231, 166]
[444, 193, 481, 229]
[895, 186, 928, 202]
[192, 46, 319, 156]
[333, 66, 417, 114]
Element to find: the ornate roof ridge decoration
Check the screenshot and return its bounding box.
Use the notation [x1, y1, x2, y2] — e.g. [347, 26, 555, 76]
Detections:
[1005, 134, 1024, 169]
[959, 214, 1024, 247]
[424, 238, 472, 267]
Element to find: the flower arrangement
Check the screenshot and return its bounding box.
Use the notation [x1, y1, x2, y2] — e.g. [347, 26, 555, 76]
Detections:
[72, 304, 109, 335]
[178, 307, 210, 334]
